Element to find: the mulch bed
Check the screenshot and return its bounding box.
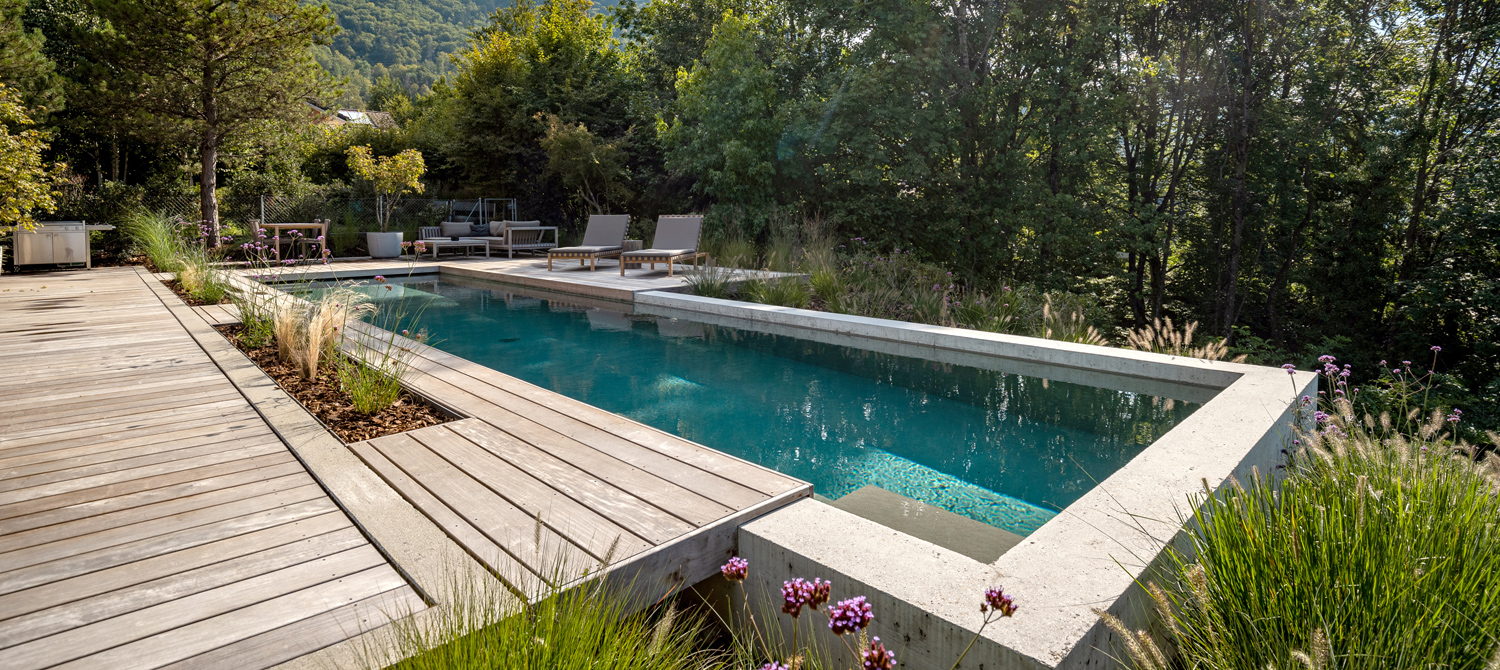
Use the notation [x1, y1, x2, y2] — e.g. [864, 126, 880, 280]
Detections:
[217, 324, 449, 442]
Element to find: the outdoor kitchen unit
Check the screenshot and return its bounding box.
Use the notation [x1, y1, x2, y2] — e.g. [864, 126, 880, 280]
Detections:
[12, 221, 115, 269]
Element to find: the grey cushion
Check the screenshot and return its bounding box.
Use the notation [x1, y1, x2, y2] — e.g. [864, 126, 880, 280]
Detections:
[622, 248, 695, 258]
[440, 222, 470, 237]
[580, 215, 630, 247]
[489, 220, 543, 235]
[470, 223, 489, 236]
[551, 245, 621, 254]
[650, 216, 703, 251]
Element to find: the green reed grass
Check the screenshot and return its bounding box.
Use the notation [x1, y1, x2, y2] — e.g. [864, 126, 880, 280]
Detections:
[122, 211, 186, 273]
[360, 561, 725, 670]
[1112, 420, 1500, 670]
[742, 276, 810, 308]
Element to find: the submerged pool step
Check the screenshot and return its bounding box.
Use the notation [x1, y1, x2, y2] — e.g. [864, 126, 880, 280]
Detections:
[823, 486, 1023, 563]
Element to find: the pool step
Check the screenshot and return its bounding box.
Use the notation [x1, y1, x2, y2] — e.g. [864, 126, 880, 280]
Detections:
[823, 485, 1023, 563]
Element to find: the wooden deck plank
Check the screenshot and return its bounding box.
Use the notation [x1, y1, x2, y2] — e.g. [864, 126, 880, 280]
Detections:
[0, 441, 287, 506]
[0, 452, 294, 522]
[345, 439, 543, 595]
[4, 546, 391, 670]
[413, 423, 661, 554]
[0, 526, 369, 649]
[0, 399, 253, 447]
[428, 421, 694, 544]
[154, 588, 426, 670]
[0, 436, 284, 493]
[0, 406, 266, 457]
[0, 387, 244, 431]
[52, 567, 416, 670]
[0, 512, 353, 624]
[0, 422, 272, 474]
[0, 484, 328, 575]
[0, 498, 338, 597]
[366, 432, 599, 579]
[0, 472, 315, 554]
[0, 460, 308, 537]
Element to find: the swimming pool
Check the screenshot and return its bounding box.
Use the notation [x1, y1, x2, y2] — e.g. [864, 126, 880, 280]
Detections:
[305, 276, 1201, 537]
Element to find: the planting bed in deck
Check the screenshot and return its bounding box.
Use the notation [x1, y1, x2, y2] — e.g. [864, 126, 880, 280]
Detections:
[164, 278, 230, 306]
[217, 324, 448, 442]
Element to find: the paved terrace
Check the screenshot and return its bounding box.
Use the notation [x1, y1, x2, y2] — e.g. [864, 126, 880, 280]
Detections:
[2, 262, 810, 669]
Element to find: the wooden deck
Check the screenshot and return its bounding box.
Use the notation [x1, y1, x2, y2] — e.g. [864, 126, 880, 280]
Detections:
[0, 269, 423, 670]
[342, 323, 811, 597]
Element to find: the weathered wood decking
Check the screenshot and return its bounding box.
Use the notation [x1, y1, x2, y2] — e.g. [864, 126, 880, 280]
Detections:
[0, 269, 422, 670]
[343, 321, 811, 597]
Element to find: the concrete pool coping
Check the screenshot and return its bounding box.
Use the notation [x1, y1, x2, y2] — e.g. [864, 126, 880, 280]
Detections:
[633, 290, 1318, 669]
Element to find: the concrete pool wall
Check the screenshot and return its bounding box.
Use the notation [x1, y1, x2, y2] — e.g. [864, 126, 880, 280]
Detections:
[636, 290, 1317, 669]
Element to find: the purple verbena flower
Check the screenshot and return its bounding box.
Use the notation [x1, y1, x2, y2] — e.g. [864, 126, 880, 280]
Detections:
[828, 595, 874, 635]
[862, 637, 896, 670]
[782, 579, 813, 618]
[1282, 363, 1296, 374]
[1432, 345, 1442, 352]
[720, 556, 748, 582]
[982, 587, 1018, 617]
[374, 275, 386, 283]
[760, 664, 789, 670]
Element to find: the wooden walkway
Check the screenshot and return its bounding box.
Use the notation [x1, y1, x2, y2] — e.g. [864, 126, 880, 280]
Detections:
[343, 324, 810, 597]
[0, 269, 423, 670]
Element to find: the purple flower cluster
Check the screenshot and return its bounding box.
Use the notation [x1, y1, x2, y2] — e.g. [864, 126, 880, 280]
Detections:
[780, 578, 831, 617]
[983, 587, 1018, 617]
[759, 664, 789, 670]
[827, 595, 874, 635]
[1448, 408, 1463, 424]
[720, 556, 748, 582]
[861, 637, 896, 670]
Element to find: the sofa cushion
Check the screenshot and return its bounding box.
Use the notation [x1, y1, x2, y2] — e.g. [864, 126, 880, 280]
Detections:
[440, 222, 469, 237]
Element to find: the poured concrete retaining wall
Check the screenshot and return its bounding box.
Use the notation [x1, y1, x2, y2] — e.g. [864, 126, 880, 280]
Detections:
[636, 291, 1317, 668]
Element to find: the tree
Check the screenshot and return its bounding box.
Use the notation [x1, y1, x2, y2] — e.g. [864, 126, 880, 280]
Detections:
[86, 0, 338, 240]
[0, 84, 64, 231]
[0, 0, 62, 116]
[537, 112, 630, 214]
[345, 144, 424, 231]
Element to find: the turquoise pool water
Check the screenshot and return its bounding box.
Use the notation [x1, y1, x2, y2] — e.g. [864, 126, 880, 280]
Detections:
[306, 277, 1200, 536]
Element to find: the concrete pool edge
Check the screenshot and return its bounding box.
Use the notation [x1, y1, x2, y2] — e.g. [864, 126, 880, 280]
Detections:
[633, 290, 1318, 668]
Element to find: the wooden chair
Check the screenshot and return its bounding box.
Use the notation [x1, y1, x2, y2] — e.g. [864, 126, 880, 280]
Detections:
[619, 215, 707, 277]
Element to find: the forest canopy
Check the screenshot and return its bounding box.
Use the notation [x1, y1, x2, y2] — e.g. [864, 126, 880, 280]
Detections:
[14, 0, 1500, 430]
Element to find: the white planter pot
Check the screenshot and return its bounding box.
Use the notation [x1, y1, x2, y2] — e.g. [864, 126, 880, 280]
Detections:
[366, 231, 404, 259]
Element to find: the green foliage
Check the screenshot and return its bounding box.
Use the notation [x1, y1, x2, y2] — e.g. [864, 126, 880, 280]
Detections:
[85, 0, 339, 230]
[121, 210, 186, 272]
[176, 244, 231, 304]
[357, 564, 722, 670]
[444, 0, 633, 235]
[537, 112, 631, 214]
[0, 0, 62, 115]
[683, 260, 735, 299]
[335, 357, 404, 414]
[1122, 430, 1500, 670]
[345, 145, 426, 230]
[741, 275, 808, 308]
[0, 84, 63, 231]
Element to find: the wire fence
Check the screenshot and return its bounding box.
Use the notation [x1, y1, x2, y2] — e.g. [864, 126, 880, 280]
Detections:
[147, 194, 519, 256]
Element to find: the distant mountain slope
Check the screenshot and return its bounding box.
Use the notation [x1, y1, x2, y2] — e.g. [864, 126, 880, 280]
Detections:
[312, 0, 507, 106]
[310, 0, 620, 108]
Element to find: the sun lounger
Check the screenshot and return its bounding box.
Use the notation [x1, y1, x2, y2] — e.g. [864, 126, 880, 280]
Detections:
[547, 214, 629, 271]
[619, 215, 706, 276]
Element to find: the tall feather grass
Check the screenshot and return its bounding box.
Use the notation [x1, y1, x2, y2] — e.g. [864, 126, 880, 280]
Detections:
[274, 287, 370, 380]
[357, 559, 724, 670]
[122, 211, 186, 273]
[1103, 405, 1500, 669]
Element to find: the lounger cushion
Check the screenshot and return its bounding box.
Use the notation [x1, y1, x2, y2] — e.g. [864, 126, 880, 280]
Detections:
[580, 215, 630, 247]
[551, 245, 622, 254]
[622, 248, 696, 258]
[650, 216, 704, 251]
